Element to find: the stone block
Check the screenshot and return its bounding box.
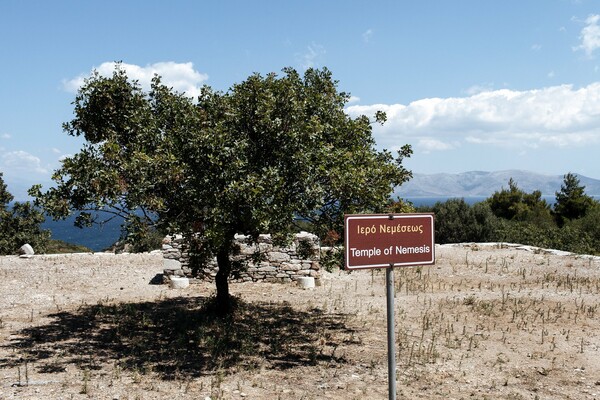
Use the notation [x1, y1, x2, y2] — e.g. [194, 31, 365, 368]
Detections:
[258, 234, 272, 243]
[269, 252, 291, 263]
[239, 245, 257, 255]
[258, 243, 273, 252]
[170, 276, 189, 289]
[163, 259, 182, 270]
[281, 263, 300, 271]
[297, 276, 315, 289]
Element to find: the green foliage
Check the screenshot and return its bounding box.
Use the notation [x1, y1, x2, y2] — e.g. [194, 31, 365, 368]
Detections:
[565, 202, 600, 253]
[418, 199, 498, 244]
[554, 172, 597, 226]
[426, 177, 600, 256]
[0, 172, 50, 255]
[487, 178, 553, 225]
[493, 219, 559, 248]
[386, 197, 416, 214]
[32, 65, 411, 313]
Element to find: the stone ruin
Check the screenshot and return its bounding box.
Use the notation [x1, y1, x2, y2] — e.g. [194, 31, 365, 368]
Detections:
[162, 232, 321, 285]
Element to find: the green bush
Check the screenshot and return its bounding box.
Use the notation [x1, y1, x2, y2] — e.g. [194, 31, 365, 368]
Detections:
[487, 178, 553, 226]
[0, 173, 50, 255]
[419, 199, 499, 244]
[423, 194, 600, 256]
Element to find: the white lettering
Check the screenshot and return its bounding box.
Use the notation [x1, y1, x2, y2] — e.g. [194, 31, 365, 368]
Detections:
[379, 224, 425, 235]
[350, 247, 382, 258]
[395, 245, 431, 255]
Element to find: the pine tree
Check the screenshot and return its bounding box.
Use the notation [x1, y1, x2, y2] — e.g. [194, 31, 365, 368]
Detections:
[554, 173, 596, 226]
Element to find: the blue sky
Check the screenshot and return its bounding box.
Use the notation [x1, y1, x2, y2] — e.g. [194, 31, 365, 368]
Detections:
[2, 0, 600, 199]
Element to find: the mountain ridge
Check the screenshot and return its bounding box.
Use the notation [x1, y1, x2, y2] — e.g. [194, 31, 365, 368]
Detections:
[396, 170, 600, 197]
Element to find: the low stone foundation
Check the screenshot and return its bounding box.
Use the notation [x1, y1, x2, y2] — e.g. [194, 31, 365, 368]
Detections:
[162, 232, 320, 284]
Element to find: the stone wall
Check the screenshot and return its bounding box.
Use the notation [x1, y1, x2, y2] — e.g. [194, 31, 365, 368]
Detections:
[162, 232, 320, 284]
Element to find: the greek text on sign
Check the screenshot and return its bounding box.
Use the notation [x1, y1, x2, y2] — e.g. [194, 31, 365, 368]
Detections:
[344, 214, 435, 270]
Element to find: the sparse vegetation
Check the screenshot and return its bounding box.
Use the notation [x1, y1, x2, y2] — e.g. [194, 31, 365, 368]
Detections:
[1, 245, 599, 398]
[45, 239, 92, 254]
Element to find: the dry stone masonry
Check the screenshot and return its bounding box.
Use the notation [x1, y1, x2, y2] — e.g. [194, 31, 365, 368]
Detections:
[162, 232, 321, 284]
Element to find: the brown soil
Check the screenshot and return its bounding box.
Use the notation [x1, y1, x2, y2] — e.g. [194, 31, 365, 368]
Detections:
[1, 244, 599, 399]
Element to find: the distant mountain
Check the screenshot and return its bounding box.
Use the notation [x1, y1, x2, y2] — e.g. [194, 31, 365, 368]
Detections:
[396, 170, 600, 197]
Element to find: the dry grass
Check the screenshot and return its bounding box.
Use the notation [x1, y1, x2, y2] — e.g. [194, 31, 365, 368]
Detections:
[0, 245, 599, 399]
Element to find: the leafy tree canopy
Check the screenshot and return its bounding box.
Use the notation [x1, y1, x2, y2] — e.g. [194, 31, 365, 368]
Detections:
[32, 65, 412, 313]
[0, 172, 50, 254]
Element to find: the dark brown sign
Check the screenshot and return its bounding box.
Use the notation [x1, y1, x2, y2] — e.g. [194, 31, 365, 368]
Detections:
[344, 213, 435, 270]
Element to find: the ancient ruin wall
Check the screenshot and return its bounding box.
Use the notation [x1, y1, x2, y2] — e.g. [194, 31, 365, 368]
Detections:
[162, 232, 320, 283]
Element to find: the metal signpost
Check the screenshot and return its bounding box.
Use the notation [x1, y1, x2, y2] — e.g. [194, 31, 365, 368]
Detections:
[344, 213, 435, 400]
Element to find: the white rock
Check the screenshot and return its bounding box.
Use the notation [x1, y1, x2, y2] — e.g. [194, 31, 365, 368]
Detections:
[169, 276, 190, 289]
[20, 243, 34, 256]
[163, 258, 182, 269]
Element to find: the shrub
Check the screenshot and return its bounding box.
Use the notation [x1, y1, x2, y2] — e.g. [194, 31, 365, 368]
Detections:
[420, 199, 499, 244]
[0, 173, 50, 255]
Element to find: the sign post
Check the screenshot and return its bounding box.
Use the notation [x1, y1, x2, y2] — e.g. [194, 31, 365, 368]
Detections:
[386, 267, 396, 399]
[344, 213, 435, 400]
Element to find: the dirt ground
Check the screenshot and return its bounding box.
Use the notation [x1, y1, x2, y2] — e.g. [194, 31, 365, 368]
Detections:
[1, 244, 599, 399]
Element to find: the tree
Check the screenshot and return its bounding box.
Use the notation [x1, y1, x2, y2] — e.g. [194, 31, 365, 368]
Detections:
[0, 172, 50, 254]
[422, 199, 498, 244]
[554, 172, 596, 226]
[567, 202, 600, 254]
[487, 178, 553, 226]
[32, 65, 412, 313]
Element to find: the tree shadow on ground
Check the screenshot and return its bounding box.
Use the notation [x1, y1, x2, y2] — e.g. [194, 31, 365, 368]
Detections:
[0, 296, 356, 380]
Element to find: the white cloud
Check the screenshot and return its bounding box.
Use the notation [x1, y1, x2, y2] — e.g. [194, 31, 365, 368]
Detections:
[1, 151, 47, 174]
[63, 61, 209, 98]
[531, 43, 542, 51]
[297, 43, 326, 70]
[418, 138, 457, 153]
[362, 29, 373, 43]
[1, 133, 10, 139]
[348, 95, 360, 104]
[346, 82, 600, 152]
[574, 14, 600, 57]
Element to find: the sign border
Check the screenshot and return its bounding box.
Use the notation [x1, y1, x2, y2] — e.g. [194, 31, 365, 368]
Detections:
[344, 213, 435, 270]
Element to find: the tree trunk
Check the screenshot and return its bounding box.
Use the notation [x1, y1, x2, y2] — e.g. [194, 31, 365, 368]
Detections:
[215, 234, 234, 315]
